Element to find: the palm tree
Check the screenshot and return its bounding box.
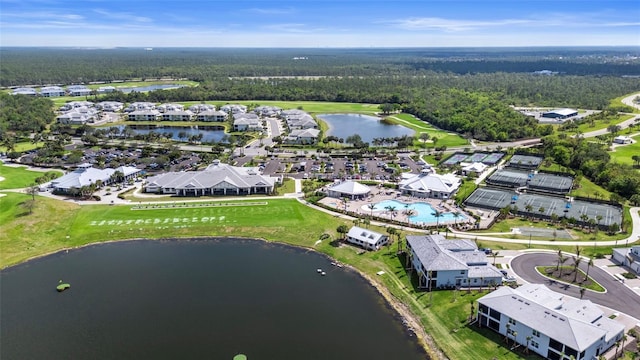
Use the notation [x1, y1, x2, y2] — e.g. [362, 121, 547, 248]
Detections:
[491, 251, 500, 266]
[585, 258, 594, 282]
[385, 205, 397, 221]
[573, 256, 582, 282]
[402, 208, 416, 225]
[556, 250, 564, 272]
[367, 203, 376, 217]
[525, 335, 532, 354]
[453, 211, 462, 228]
[579, 286, 586, 299]
[432, 210, 443, 233]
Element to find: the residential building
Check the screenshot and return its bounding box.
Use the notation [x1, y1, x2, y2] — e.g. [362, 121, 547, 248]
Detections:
[145, 160, 277, 196]
[128, 110, 161, 121]
[612, 245, 640, 275]
[220, 104, 247, 114]
[398, 172, 461, 199]
[39, 86, 65, 97]
[67, 85, 92, 97]
[161, 110, 194, 121]
[124, 102, 156, 112]
[188, 104, 216, 113]
[156, 103, 185, 113]
[405, 235, 502, 289]
[197, 110, 227, 122]
[11, 87, 37, 96]
[56, 108, 98, 125]
[254, 105, 281, 117]
[59, 101, 94, 112]
[346, 226, 389, 251]
[95, 101, 124, 112]
[477, 284, 624, 360]
[50, 164, 141, 194]
[233, 113, 262, 131]
[284, 128, 321, 144]
[326, 180, 371, 200]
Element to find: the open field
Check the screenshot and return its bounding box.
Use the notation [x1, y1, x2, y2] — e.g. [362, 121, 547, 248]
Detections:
[0, 141, 42, 153]
[0, 163, 62, 190]
[575, 114, 635, 133]
[609, 134, 640, 167]
[610, 93, 640, 114]
[1, 192, 551, 359]
[384, 113, 468, 148]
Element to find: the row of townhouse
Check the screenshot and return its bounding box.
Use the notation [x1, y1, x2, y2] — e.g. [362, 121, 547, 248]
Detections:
[280, 109, 321, 144]
[56, 101, 125, 125]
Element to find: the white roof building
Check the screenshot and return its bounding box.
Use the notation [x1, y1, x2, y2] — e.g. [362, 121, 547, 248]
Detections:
[478, 284, 624, 360]
[461, 162, 488, 176]
[326, 180, 371, 200]
[221, 104, 247, 114]
[124, 102, 156, 112]
[188, 104, 216, 113]
[613, 135, 632, 144]
[67, 85, 91, 96]
[40, 86, 65, 97]
[145, 160, 277, 197]
[50, 164, 140, 193]
[346, 226, 389, 251]
[11, 87, 37, 96]
[399, 172, 461, 199]
[284, 128, 321, 144]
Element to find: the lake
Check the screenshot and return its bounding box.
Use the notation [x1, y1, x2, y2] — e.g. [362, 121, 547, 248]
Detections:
[107, 125, 227, 143]
[317, 114, 414, 143]
[0, 239, 427, 360]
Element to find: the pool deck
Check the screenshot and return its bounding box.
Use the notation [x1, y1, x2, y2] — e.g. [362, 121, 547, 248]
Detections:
[318, 184, 475, 228]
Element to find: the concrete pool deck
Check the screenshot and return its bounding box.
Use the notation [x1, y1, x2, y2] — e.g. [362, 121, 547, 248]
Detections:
[318, 184, 475, 228]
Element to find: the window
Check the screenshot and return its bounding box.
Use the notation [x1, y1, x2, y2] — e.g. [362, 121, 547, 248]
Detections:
[460, 271, 465, 275]
[508, 318, 517, 325]
[532, 329, 540, 337]
[531, 340, 539, 348]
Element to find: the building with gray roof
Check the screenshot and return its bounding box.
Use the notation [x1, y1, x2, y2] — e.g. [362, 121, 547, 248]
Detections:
[405, 235, 502, 290]
[398, 172, 461, 199]
[346, 226, 388, 251]
[11, 87, 37, 96]
[39, 86, 65, 97]
[542, 108, 578, 120]
[477, 284, 624, 360]
[145, 160, 277, 196]
[612, 245, 640, 276]
[50, 164, 141, 194]
[326, 180, 371, 200]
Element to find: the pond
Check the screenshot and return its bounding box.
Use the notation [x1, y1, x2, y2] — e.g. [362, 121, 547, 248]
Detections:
[0, 239, 427, 360]
[317, 114, 414, 143]
[105, 125, 227, 143]
[119, 84, 186, 93]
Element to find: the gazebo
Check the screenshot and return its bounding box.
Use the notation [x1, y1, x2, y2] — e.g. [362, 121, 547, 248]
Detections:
[326, 180, 371, 200]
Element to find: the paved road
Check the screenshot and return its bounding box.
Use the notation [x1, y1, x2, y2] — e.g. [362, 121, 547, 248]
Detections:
[510, 252, 640, 320]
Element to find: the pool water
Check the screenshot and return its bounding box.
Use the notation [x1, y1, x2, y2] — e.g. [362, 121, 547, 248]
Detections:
[371, 200, 466, 224]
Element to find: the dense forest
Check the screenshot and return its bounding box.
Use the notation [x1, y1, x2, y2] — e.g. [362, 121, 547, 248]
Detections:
[2, 47, 639, 86]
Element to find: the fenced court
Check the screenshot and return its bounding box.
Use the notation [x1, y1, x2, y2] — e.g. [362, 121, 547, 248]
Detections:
[441, 152, 505, 166]
[506, 155, 543, 169]
[486, 169, 530, 187]
[527, 173, 573, 194]
[465, 188, 622, 228]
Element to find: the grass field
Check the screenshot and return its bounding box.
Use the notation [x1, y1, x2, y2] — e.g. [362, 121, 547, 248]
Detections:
[0, 163, 62, 190]
[384, 113, 468, 148]
[609, 134, 640, 167]
[575, 114, 635, 133]
[610, 92, 640, 114]
[0, 141, 42, 153]
[0, 191, 554, 359]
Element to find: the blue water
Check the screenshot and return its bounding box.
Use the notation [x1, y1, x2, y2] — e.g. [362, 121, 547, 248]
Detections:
[317, 114, 414, 143]
[372, 199, 466, 224]
[106, 125, 227, 143]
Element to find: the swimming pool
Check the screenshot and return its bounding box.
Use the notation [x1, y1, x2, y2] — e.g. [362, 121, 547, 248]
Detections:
[369, 199, 466, 224]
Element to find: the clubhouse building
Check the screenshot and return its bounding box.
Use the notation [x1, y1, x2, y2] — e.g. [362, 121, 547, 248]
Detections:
[477, 284, 624, 360]
[145, 160, 278, 196]
[398, 172, 461, 199]
[405, 235, 503, 290]
[346, 226, 389, 251]
[50, 163, 141, 194]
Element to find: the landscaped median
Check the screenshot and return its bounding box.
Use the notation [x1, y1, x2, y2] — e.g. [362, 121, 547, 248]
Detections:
[1, 192, 552, 359]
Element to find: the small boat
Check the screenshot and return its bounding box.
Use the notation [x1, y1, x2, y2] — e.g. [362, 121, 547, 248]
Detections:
[317, 268, 322, 273]
[321, 272, 326, 276]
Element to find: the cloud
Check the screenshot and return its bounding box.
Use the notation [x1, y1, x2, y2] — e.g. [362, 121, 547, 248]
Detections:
[262, 23, 316, 33]
[1, 11, 84, 21]
[247, 7, 295, 15]
[387, 17, 531, 32]
[93, 9, 152, 23]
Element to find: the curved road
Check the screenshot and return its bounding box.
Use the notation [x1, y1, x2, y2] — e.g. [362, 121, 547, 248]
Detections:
[511, 252, 640, 320]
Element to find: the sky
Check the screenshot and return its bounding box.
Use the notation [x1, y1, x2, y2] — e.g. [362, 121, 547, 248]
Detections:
[1, 0, 639, 48]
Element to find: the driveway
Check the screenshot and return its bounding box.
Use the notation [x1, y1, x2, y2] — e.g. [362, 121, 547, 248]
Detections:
[510, 252, 640, 320]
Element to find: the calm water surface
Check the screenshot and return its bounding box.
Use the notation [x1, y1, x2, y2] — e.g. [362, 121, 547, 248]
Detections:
[318, 113, 414, 143]
[1, 239, 427, 360]
[107, 125, 227, 143]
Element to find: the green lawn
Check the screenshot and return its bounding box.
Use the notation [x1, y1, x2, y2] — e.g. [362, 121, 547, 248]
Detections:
[609, 134, 640, 167]
[609, 92, 640, 114]
[575, 114, 634, 133]
[0, 141, 42, 153]
[0, 192, 546, 359]
[0, 163, 62, 190]
[384, 113, 468, 148]
[570, 176, 614, 200]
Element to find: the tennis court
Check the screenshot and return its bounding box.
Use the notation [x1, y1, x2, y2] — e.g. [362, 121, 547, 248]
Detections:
[465, 188, 623, 228]
[506, 155, 543, 169]
[486, 169, 531, 188]
[442, 152, 505, 166]
[528, 173, 573, 194]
